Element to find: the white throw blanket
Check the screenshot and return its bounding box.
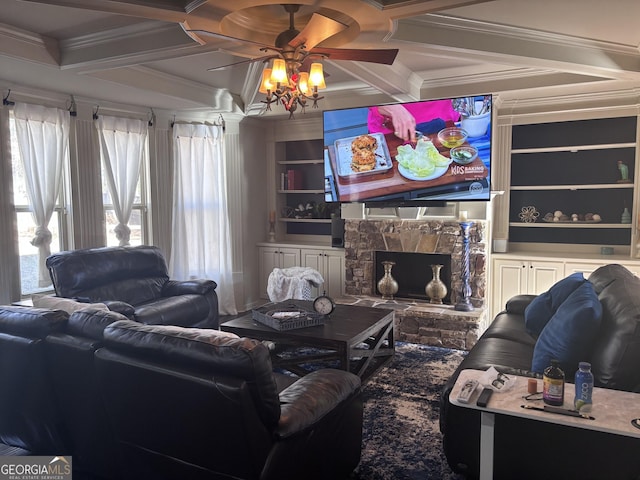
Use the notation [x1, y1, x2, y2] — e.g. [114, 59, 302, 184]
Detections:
[267, 267, 324, 302]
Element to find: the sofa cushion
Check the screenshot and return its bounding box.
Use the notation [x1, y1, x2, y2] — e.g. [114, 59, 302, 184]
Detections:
[531, 281, 602, 375]
[67, 308, 131, 340]
[588, 264, 640, 390]
[0, 306, 68, 338]
[524, 272, 586, 337]
[32, 294, 109, 315]
[46, 245, 169, 305]
[134, 294, 211, 326]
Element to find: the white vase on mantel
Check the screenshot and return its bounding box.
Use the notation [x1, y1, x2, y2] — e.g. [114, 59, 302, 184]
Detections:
[460, 111, 490, 137]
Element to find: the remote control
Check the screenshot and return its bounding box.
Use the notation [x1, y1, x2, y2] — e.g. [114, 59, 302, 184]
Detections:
[476, 387, 493, 407]
[457, 379, 479, 404]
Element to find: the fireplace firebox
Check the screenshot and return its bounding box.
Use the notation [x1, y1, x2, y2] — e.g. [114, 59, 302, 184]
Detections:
[374, 251, 452, 303]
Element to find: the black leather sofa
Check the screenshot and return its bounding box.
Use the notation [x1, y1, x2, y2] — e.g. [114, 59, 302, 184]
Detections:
[46, 245, 219, 328]
[0, 306, 69, 456]
[440, 264, 640, 479]
[0, 305, 363, 480]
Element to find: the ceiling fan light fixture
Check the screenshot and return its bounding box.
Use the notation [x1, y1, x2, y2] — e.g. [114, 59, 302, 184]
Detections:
[308, 63, 326, 89]
[270, 58, 288, 84]
[259, 68, 273, 94]
[297, 71, 310, 95]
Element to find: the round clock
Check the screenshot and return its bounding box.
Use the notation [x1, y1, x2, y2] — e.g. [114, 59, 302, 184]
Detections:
[313, 294, 336, 316]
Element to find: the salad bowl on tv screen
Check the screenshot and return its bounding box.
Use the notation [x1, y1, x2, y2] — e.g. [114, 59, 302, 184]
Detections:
[322, 95, 492, 205]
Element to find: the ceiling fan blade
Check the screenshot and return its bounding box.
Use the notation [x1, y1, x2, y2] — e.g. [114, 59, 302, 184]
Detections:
[310, 47, 399, 65]
[184, 27, 277, 50]
[288, 13, 347, 50]
[207, 55, 277, 72]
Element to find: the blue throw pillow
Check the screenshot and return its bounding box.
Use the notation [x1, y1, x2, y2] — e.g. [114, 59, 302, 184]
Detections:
[531, 281, 603, 375]
[524, 272, 586, 337]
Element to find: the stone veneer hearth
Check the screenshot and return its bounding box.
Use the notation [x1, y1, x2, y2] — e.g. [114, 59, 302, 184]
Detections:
[344, 219, 486, 306]
[342, 218, 488, 350]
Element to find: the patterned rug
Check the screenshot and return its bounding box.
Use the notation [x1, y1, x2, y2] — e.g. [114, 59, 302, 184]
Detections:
[353, 342, 467, 480]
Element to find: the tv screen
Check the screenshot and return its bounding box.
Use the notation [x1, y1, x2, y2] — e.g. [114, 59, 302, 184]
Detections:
[322, 95, 492, 205]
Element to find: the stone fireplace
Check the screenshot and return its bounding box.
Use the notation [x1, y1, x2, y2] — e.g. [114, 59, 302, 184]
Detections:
[344, 218, 486, 307]
[341, 218, 488, 350]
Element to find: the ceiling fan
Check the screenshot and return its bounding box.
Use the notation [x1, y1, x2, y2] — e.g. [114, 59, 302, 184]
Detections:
[185, 4, 398, 117]
[185, 4, 399, 72]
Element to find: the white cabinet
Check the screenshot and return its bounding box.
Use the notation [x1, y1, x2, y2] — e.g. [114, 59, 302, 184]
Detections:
[258, 246, 300, 298]
[258, 244, 345, 300]
[491, 258, 562, 317]
[565, 261, 640, 278]
[300, 248, 345, 299]
[491, 255, 640, 318]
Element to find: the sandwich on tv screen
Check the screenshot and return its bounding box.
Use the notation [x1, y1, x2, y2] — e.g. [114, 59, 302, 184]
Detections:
[322, 95, 492, 205]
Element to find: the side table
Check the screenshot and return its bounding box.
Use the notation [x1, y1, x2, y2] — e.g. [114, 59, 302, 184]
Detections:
[450, 369, 640, 480]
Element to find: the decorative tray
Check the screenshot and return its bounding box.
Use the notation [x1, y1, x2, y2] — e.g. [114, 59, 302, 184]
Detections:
[252, 302, 325, 331]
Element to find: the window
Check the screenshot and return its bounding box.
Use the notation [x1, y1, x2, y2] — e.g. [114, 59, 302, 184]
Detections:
[101, 165, 148, 247]
[96, 115, 150, 246]
[9, 111, 70, 296]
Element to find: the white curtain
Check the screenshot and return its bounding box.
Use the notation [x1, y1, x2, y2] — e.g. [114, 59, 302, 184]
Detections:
[95, 115, 147, 246]
[13, 103, 69, 287]
[170, 123, 237, 315]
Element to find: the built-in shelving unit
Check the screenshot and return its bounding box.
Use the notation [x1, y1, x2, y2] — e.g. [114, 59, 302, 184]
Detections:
[508, 116, 638, 247]
[275, 138, 336, 236]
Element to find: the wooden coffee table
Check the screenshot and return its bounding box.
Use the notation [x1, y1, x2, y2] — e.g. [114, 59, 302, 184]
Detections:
[220, 300, 395, 384]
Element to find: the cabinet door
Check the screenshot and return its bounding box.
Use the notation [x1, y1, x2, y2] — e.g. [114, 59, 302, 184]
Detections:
[280, 248, 300, 269]
[300, 249, 345, 299]
[528, 262, 562, 295]
[258, 247, 301, 299]
[491, 259, 528, 317]
[259, 247, 280, 298]
[564, 262, 604, 279]
[323, 250, 345, 299]
[300, 249, 325, 298]
[566, 261, 640, 279]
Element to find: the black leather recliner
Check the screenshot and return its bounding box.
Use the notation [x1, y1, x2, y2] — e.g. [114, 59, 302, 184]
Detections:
[94, 319, 364, 480]
[0, 306, 69, 456]
[46, 245, 219, 328]
[44, 308, 128, 479]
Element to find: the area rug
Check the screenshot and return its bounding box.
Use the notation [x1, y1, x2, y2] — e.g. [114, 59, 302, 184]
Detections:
[354, 342, 467, 480]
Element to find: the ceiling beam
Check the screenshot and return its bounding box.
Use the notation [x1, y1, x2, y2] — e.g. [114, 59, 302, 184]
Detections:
[393, 15, 640, 81]
[0, 22, 60, 66]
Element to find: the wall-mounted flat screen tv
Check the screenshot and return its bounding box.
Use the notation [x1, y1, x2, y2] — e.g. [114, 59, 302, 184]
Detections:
[322, 95, 492, 205]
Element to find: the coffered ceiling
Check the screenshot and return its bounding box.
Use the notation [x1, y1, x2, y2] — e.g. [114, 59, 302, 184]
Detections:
[2, 0, 640, 118]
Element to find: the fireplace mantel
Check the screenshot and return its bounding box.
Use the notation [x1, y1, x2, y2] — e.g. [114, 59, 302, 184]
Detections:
[343, 219, 486, 308]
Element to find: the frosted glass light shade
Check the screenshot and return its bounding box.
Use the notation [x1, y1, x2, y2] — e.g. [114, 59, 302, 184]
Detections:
[308, 63, 326, 89]
[297, 71, 310, 95]
[270, 59, 288, 84]
[259, 68, 273, 93]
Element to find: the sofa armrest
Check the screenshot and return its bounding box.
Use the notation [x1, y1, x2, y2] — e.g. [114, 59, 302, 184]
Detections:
[102, 300, 136, 319]
[276, 369, 361, 439]
[505, 294, 537, 315]
[162, 279, 217, 297]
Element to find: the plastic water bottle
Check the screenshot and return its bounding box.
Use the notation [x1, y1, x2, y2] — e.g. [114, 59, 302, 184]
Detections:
[543, 359, 565, 406]
[574, 362, 594, 413]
